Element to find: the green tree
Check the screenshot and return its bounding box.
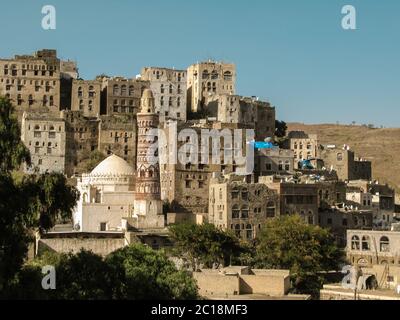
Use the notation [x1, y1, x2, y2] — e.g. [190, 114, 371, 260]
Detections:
[84, 150, 106, 173]
[169, 223, 243, 270]
[253, 215, 344, 298]
[105, 244, 198, 300]
[0, 97, 79, 294]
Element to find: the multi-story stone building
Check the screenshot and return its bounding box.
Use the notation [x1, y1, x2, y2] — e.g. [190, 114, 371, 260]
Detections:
[208, 173, 279, 240]
[347, 180, 397, 227]
[100, 76, 149, 116]
[187, 61, 236, 113]
[346, 189, 374, 210]
[0, 50, 61, 118]
[98, 115, 137, 169]
[319, 208, 373, 245]
[206, 94, 275, 140]
[260, 176, 319, 225]
[0, 49, 78, 118]
[255, 148, 294, 176]
[71, 79, 101, 117]
[347, 230, 400, 267]
[319, 145, 372, 181]
[140, 67, 187, 122]
[159, 120, 251, 214]
[286, 131, 319, 169]
[61, 110, 100, 176]
[21, 111, 66, 174]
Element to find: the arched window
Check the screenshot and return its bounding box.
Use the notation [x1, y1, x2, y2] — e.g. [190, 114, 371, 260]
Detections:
[351, 236, 360, 250]
[113, 84, 119, 95]
[337, 153, 343, 161]
[121, 85, 127, 96]
[211, 70, 218, 80]
[223, 71, 232, 81]
[129, 85, 134, 96]
[202, 70, 209, 79]
[362, 236, 370, 251]
[380, 236, 390, 252]
[78, 87, 83, 97]
[89, 86, 95, 98]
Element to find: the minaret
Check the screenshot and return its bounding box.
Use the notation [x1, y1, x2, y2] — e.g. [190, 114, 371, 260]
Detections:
[133, 89, 165, 228]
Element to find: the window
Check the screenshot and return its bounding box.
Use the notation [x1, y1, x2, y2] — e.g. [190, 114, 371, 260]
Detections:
[121, 85, 127, 96]
[232, 205, 240, 219]
[100, 223, 107, 232]
[246, 225, 253, 239]
[113, 84, 119, 95]
[202, 70, 209, 79]
[223, 71, 232, 81]
[266, 201, 275, 218]
[89, 86, 95, 98]
[337, 153, 343, 161]
[231, 189, 239, 199]
[211, 71, 218, 80]
[241, 206, 249, 218]
[129, 85, 134, 96]
[278, 161, 283, 171]
[351, 236, 360, 250]
[285, 160, 290, 171]
[380, 236, 390, 252]
[362, 236, 370, 251]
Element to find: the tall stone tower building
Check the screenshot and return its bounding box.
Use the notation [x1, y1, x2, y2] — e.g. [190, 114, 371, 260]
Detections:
[133, 89, 165, 229]
[187, 61, 236, 113]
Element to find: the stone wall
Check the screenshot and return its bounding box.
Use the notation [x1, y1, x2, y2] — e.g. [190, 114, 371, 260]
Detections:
[37, 233, 126, 257]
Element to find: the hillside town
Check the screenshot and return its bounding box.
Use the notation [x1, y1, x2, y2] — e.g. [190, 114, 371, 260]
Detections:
[1, 49, 400, 300]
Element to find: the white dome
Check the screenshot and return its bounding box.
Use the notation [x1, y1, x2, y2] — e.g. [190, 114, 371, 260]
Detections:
[90, 155, 134, 176]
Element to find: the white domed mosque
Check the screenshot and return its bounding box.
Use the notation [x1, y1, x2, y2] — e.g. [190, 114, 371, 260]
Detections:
[73, 89, 165, 232]
[73, 154, 136, 232]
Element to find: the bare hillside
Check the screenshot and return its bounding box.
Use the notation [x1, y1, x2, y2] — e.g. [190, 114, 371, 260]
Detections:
[287, 123, 400, 200]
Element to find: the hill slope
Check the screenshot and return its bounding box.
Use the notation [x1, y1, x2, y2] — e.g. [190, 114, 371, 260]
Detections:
[287, 123, 400, 199]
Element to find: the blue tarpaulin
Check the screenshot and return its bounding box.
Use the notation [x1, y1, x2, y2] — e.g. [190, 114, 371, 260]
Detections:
[252, 141, 276, 149]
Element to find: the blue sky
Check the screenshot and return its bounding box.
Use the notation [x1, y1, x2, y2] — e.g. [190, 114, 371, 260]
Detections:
[1, 0, 399, 127]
